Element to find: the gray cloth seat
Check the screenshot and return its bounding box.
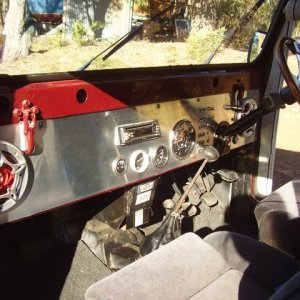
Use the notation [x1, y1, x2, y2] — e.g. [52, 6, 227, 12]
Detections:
[85, 232, 300, 300]
[254, 178, 300, 257]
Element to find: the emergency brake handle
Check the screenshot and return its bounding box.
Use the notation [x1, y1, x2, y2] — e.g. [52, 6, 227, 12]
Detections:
[217, 89, 294, 138]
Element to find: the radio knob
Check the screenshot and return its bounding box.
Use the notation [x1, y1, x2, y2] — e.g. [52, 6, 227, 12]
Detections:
[124, 132, 132, 142]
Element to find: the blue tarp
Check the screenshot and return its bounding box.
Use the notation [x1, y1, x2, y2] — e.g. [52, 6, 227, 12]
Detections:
[28, 0, 63, 14]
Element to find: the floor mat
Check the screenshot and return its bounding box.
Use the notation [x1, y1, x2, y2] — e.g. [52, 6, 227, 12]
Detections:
[59, 241, 111, 300]
[0, 224, 111, 300]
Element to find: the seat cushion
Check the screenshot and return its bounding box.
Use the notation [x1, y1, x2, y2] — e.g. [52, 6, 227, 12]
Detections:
[85, 232, 300, 300]
[204, 232, 299, 292]
[190, 269, 271, 300]
[85, 233, 231, 300]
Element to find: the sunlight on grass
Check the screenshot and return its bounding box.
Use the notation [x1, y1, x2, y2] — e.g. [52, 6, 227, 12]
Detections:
[0, 37, 248, 75]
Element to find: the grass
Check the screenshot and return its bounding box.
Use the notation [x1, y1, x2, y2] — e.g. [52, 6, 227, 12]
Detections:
[0, 34, 248, 75]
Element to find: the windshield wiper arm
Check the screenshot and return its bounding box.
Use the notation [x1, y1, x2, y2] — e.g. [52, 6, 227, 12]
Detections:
[78, 1, 175, 71]
[205, 0, 265, 64]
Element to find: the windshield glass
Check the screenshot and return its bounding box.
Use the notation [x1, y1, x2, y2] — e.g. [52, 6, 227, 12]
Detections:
[0, 0, 279, 75]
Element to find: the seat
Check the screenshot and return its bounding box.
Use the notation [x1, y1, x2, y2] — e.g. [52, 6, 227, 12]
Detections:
[85, 232, 300, 300]
[254, 178, 300, 258]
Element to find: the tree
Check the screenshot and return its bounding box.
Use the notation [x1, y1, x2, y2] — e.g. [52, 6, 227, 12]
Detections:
[2, 0, 35, 62]
[0, 0, 9, 31]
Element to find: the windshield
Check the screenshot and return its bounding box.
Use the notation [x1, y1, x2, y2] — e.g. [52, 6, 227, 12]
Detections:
[0, 0, 279, 75]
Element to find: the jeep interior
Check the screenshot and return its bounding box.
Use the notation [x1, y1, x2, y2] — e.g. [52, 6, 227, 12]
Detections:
[1, 0, 300, 299]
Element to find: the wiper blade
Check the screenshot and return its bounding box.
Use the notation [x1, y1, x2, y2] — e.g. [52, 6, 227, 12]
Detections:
[78, 1, 176, 71]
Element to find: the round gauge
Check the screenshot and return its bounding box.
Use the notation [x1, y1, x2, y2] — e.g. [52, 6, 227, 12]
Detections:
[171, 120, 196, 160]
[130, 150, 149, 173]
[151, 145, 169, 168]
[112, 157, 128, 176]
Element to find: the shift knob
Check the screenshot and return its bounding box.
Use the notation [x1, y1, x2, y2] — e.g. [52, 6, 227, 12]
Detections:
[203, 146, 219, 163]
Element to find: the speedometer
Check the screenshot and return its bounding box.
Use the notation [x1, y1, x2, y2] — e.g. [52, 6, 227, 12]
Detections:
[171, 120, 196, 160]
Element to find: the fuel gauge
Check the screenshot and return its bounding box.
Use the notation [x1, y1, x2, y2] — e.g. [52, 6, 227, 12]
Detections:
[130, 150, 149, 173]
[151, 145, 169, 168]
[112, 157, 128, 176]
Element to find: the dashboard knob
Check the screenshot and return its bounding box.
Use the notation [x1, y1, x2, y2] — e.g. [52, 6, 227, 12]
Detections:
[223, 104, 243, 112]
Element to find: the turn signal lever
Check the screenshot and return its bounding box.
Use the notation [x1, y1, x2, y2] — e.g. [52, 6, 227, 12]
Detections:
[217, 89, 294, 138]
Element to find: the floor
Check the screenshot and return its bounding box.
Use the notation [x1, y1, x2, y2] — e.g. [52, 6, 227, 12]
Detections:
[0, 216, 111, 300]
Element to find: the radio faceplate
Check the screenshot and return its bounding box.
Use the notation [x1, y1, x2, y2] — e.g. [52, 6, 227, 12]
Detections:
[115, 120, 161, 145]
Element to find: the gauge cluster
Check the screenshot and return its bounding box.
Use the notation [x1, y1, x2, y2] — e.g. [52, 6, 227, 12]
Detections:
[112, 116, 200, 177]
[111, 116, 204, 177]
[110, 94, 255, 179]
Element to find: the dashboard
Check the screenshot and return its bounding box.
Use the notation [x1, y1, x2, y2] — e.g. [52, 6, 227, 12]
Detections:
[0, 90, 257, 224]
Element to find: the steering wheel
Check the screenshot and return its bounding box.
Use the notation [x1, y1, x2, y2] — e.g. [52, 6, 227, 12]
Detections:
[276, 37, 300, 104]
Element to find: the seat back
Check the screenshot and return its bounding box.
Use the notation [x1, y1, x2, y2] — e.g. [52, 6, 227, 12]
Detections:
[254, 178, 300, 258]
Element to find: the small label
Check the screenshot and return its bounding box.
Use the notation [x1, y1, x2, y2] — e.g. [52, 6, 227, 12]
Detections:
[135, 209, 144, 227]
[137, 181, 155, 193]
[136, 190, 152, 205]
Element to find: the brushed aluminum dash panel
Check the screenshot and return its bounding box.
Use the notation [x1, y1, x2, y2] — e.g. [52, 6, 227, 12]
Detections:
[0, 94, 256, 224]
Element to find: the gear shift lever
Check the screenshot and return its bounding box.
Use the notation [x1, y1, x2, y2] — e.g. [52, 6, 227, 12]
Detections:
[140, 146, 219, 256]
[174, 146, 219, 213]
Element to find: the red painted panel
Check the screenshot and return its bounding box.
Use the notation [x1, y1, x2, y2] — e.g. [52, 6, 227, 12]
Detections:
[5, 80, 128, 125]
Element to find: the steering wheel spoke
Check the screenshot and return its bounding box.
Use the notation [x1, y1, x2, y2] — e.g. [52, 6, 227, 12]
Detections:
[276, 37, 300, 103]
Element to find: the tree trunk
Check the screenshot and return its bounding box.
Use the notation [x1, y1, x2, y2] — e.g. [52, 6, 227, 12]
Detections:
[2, 0, 33, 62]
[0, 0, 8, 31]
[0, 0, 9, 31]
[191, 0, 216, 30]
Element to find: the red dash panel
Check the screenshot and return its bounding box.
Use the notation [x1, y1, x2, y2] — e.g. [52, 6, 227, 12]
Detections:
[3, 80, 128, 125]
